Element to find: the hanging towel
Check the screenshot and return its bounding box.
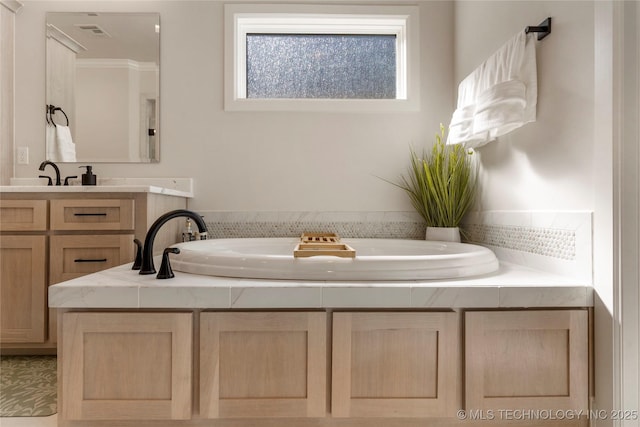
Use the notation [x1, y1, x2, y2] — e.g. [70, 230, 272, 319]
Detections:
[45, 123, 57, 160]
[52, 125, 77, 162]
[448, 31, 537, 148]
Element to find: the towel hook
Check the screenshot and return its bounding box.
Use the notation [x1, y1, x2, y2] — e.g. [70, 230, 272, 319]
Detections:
[47, 104, 69, 126]
[525, 17, 551, 41]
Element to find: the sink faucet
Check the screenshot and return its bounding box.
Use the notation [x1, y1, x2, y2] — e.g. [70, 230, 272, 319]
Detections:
[38, 160, 61, 186]
[139, 209, 208, 276]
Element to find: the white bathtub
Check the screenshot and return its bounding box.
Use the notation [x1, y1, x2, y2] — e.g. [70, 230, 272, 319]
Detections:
[169, 238, 499, 281]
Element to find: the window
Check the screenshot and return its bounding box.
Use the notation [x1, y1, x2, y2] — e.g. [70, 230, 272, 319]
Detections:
[224, 4, 420, 112]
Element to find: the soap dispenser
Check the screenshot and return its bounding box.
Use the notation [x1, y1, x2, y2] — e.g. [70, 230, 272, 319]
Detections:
[80, 165, 97, 186]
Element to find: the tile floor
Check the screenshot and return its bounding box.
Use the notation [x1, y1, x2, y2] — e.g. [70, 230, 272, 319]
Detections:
[1, 415, 57, 426]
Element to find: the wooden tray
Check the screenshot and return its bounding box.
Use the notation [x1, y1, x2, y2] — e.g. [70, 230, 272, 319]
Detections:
[300, 233, 341, 244]
[294, 243, 356, 258]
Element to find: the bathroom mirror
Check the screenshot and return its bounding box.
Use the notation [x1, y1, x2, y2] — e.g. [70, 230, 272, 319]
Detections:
[46, 12, 160, 163]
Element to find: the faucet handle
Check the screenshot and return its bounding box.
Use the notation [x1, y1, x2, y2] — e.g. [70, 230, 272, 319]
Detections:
[38, 175, 53, 186]
[132, 239, 143, 270]
[64, 175, 78, 186]
[157, 247, 180, 279]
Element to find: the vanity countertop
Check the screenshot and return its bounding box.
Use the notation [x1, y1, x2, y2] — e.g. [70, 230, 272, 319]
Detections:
[1, 178, 193, 198]
[48, 260, 593, 310]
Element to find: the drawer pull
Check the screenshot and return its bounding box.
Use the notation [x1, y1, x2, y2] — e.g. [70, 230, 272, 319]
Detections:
[74, 258, 108, 263]
[74, 213, 107, 217]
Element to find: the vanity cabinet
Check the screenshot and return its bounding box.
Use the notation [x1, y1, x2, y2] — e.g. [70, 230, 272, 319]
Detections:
[60, 312, 192, 420]
[465, 310, 589, 412]
[200, 311, 327, 418]
[332, 312, 459, 418]
[0, 192, 187, 353]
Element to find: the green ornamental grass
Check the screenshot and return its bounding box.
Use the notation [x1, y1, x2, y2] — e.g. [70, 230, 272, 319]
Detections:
[393, 125, 477, 227]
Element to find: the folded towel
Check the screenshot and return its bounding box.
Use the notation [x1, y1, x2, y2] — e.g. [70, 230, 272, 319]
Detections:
[448, 31, 537, 148]
[52, 125, 77, 162]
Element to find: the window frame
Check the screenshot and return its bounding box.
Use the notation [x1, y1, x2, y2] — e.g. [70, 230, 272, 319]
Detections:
[224, 4, 420, 112]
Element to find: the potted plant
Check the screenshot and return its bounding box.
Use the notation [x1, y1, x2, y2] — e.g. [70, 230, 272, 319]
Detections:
[392, 125, 477, 242]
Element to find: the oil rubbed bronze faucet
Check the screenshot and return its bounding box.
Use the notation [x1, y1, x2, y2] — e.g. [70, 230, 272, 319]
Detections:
[38, 160, 61, 186]
[137, 209, 208, 277]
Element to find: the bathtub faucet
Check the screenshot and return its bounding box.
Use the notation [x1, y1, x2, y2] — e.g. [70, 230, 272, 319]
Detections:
[139, 209, 208, 276]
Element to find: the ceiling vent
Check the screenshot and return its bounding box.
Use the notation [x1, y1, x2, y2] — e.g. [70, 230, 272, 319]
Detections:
[74, 24, 111, 38]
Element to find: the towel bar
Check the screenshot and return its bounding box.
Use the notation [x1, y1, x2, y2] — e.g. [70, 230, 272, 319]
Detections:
[525, 17, 551, 41]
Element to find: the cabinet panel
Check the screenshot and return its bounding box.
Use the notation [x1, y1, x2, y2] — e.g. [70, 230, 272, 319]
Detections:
[0, 200, 47, 231]
[465, 310, 588, 411]
[50, 234, 134, 284]
[50, 199, 134, 231]
[61, 312, 192, 420]
[200, 312, 327, 418]
[332, 312, 459, 418]
[0, 236, 47, 343]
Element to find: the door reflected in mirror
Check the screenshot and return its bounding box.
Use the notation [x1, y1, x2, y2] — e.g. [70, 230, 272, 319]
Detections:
[46, 12, 160, 163]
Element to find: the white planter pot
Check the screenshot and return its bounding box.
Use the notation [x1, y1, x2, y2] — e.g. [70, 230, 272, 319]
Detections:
[425, 226, 461, 242]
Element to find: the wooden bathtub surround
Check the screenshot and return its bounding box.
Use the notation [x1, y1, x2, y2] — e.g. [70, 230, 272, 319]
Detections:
[55, 308, 590, 427]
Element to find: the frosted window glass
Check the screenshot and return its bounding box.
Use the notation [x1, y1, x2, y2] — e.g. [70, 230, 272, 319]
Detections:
[246, 34, 396, 99]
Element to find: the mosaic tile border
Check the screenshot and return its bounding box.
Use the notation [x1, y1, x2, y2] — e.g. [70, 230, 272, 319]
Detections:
[205, 220, 426, 240]
[462, 224, 576, 260]
[463, 211, 593, 282]
[200, 211, 426, 240]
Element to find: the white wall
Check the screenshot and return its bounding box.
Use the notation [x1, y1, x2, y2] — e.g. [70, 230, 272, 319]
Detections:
[13, 0, 454, 213]
[454, 1, 595, 212]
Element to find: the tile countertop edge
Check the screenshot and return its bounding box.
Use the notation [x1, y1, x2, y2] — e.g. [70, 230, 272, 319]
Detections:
[48, 261, 594, 310]
[0, 184, 193, 198]
[2, 177, 194, 197]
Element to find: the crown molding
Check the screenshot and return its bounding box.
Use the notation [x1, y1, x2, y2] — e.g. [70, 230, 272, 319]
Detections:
[0, 1, 23, 13]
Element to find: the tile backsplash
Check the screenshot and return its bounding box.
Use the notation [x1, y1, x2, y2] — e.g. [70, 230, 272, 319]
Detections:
[198, 210, 592, 282]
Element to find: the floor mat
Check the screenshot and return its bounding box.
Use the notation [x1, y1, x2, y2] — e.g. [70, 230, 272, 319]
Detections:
[0, 356, 57, 417]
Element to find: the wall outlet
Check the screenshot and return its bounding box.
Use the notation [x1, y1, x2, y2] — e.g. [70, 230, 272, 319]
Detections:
[17, 147, 29, 165]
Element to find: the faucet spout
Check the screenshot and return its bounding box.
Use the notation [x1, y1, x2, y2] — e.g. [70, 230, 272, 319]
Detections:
[38, 161, 61, 186]
[139, 209, 208, 275]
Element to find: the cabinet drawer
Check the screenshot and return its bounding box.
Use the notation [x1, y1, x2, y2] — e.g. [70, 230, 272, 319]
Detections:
[0, 200, 47, 231]
[50, 199, 134, 231]
[50, 235, 135, 284]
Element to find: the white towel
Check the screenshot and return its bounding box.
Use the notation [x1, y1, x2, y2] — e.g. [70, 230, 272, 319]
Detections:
[45, 124, 57, 160]
[448, 31, 537, 148]
[52, 125, 77, 162]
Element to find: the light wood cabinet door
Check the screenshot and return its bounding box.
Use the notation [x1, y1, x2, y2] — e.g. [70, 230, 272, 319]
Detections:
[50, 199, 134, 231]
[0, 236, 47, 343]
[200, 312, 327, 418]
[465, 310, 588, 411]
[332, 312, 459, 418]
[61, 312, 192, 420]
[0, 200, 47, 231]
[50, 234, 134, 284]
